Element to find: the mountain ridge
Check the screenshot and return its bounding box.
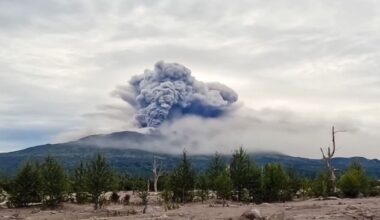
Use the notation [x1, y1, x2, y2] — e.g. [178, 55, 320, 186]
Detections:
[1, 131, 380, 178]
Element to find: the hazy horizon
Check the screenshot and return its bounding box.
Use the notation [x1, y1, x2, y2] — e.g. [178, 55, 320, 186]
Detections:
[2, 1, 380, 159]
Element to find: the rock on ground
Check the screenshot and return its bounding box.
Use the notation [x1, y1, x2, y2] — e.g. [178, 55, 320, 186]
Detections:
[240, 208, 263, 220]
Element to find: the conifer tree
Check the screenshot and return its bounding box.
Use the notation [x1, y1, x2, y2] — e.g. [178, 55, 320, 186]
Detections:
[246, 163, 262, 203]
[72, 161, 88, 203]
[85, 153, 115, 210]
[230, 147, 250, 201]
[262, 163, 291, 202]
[8, 162, 42, 207]
[195, 173, 209, 203]
[40, 156, 68, 207]
[214, 169, 232, 207]
[170, 150, 195, 203]
[339, 162, 369, 198]
[207, 152, 225, 191]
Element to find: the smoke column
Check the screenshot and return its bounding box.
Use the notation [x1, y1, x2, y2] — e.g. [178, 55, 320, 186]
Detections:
[115, 61, 238, 127]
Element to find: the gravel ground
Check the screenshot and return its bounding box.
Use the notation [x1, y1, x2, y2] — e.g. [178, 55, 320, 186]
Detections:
[0, 196, 379, 220]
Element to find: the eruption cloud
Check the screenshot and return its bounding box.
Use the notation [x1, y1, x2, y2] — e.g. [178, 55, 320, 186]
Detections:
[115, 61, 238, 127]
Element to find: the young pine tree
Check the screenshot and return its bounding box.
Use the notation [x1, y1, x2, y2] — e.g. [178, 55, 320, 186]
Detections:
[246, 163, 262, 203]
[230, 147, 250, 201]
[40, 156, 68, 207]
[72, 161, 88, 203]
[214, 169, 233, 207]
[170, 150, 195, 203]
[312, 172, 334, 198]
[339, 162, 369, 198]
[135, 179, 149, 213]
[262, 163, 291, 202]
[85, 153, 115, 210]
[195, 173, 209, 203]
[8, 161, 42, 207]
[207, 152, 225, 191]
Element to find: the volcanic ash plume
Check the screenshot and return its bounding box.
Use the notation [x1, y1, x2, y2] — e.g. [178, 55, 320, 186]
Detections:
[115, 61, 238, 127]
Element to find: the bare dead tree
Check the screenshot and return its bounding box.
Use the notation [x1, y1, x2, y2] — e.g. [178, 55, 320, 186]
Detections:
[152, 156, 164, 193]
[147, 179, 150, 192]
[320, 126, 346, 193]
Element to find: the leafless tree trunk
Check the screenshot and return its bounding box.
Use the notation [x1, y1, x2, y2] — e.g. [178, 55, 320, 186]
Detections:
[152, 157, 164, 193]
[320, 126, 345, 193]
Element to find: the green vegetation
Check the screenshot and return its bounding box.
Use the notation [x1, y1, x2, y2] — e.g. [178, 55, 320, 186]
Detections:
[8, 162, 42, 207]
[2, 147, 379, 210]
[131, 177, 149, 213]
[168, 151, 195, 203]
[262, 163, 291, 202]
[3, 145, 380, 179]
[339, 163, 370, 198]
[246, 163, 262, 203]
[195, 173, 209, 203]
[138, 189, 149, 212]
[72, 161, 88, 204]
[214, 169, 233, 206]
[312, 172, 335, 197]
[83, 153, 116, 210]
[40, 156, 68, 207]
[207, 152, 226, 191]
[230, 147, 251, 201]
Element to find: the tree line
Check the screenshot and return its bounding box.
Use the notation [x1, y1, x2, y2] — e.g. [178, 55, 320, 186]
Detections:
[0, 147, 379, 210]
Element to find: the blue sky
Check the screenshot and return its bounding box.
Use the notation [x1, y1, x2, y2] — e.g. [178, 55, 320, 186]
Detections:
[1, 0, 380, 158]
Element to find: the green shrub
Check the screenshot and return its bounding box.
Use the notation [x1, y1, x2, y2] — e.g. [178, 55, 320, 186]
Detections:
[368, 179, 380, 197]
[8, 162, 42, 207]
[169, 151, 195, 203]
[214, 169, 233, 207]
[40, 156, 68, 207]
[195, 173, 209, 203]
[230, 147, 250, 202]
[207, 153, 226, 191]
[312, 172, 334, 198]
[84, 154, 116, 209]
[262, 163, 291, 202]
[339, 163, 369, 198]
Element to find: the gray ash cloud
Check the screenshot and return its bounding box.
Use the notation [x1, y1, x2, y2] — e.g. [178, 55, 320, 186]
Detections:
[114, 61, 238, 127]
